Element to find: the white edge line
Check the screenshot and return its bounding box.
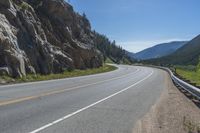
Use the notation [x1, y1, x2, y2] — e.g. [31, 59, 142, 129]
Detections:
[29, 70, 154, 133]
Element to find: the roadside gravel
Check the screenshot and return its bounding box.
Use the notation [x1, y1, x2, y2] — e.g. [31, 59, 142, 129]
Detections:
[133, 72, 200, 133]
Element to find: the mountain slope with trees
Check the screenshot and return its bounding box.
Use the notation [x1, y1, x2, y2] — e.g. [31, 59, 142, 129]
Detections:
[94, 32, 134, 64]
[146, 35, 200, 65]
[134, 41, 187, 60]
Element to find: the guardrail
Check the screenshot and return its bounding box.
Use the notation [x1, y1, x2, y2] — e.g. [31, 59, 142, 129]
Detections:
[157, 66, 200, 100]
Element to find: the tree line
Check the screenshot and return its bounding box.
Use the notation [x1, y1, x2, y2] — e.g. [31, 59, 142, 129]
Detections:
[93, 31, 133, 64]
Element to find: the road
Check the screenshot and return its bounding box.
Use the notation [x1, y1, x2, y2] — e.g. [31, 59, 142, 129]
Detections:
[0, 65, 167, 133]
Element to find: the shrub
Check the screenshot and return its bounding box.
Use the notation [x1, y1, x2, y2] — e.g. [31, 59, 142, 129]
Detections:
[19, 2, 30, 10]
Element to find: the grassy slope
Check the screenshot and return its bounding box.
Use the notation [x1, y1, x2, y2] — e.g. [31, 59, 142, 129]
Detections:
[105, 57, 132, 65]
[105, 58, 115, 64]
[176, 67, 200, 86]
[0, 65, 117, 84]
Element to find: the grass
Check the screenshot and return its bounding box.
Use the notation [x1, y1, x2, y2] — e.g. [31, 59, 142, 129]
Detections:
[19, 1, 31, 10]
[105, 57, 132, 65]
[0, 75, 14, 83]
[0, 65, 117, 84]
[175, 66, 200, 86]
[105, 58, 115, 64]
[120, 58, 132, 65]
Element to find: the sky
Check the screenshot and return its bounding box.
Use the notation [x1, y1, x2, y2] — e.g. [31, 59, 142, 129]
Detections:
[68, 0, 200, 53]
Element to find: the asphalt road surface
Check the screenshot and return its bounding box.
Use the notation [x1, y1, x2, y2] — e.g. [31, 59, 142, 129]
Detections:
[0, 65, 167, 133]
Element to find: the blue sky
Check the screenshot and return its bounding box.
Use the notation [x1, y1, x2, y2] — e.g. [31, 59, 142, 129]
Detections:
[69, 0, 200, 52]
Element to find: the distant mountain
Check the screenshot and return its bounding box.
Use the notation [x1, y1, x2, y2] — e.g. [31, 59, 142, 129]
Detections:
[147, 35, 200, 65]
[134, 41, 187, 60]
[125, 51, 135, 59]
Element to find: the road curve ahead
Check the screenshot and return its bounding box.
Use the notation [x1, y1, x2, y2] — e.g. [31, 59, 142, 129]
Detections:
[0, 65, 167, 133]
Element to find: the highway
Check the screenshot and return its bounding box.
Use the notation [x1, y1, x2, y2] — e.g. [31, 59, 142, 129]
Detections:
[0, 65, 167, 133]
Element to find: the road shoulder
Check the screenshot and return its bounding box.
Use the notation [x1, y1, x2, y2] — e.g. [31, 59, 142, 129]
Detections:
[0, 64, 117, 85]
[133, 71, 200, 133]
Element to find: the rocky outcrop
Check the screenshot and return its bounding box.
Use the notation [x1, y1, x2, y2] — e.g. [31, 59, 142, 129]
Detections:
[0, 0, 103, 77]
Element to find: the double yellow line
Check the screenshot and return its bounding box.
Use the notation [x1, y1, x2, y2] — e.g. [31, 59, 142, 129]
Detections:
[0, 68, 140, 106]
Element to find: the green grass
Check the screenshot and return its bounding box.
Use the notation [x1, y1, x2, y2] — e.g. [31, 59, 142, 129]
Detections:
[120, 58, 132, 65]
[105, 58, 114, 64]
[174, 65, 196, 71]
[0, 75, 14, 83]
[176, 66, 200, 86]
[0, 65, 117, 84]
[19, 2, 30, 10]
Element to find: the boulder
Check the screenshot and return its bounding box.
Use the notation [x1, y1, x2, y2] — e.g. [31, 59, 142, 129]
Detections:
[0, 67, 10, 76]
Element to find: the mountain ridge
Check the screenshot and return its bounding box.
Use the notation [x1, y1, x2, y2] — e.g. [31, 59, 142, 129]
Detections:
[134, 41, 187, 60]
[145, 35, 200, 65]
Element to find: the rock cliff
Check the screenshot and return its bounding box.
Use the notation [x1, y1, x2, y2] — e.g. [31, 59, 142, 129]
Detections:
[0, 0, 103, 77]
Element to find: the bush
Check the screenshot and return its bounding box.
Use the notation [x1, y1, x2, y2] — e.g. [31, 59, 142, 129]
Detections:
[20, 2, 30, 10]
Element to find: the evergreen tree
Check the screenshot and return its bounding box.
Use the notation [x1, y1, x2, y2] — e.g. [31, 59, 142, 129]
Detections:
[93, 32, 134, 64]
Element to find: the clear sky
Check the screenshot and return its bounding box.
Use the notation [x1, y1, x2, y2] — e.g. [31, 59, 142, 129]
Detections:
[68, 0, 200, 53]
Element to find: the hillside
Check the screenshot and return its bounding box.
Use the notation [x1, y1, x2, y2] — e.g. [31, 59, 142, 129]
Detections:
[146, 35, 200, 65]
[94, 32, 134, 64]
[134, 41, 187, 60]
[0, 0, 131, 78]
[125, 51, 135, 59]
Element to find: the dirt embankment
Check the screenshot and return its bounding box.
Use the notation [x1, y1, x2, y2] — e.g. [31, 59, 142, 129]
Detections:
[133, 72, 200, 133]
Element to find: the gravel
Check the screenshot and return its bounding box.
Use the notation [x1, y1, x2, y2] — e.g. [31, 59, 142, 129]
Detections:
[133, 72, 200, 133]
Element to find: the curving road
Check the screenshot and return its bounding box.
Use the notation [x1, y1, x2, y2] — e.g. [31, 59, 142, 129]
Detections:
[0, 65, 168, 133]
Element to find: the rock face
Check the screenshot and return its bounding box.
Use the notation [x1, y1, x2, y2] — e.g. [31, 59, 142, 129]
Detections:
[0, 0, 103, 77]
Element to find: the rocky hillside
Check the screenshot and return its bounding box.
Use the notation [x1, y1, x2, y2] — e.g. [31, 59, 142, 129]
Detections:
[134, 41, 187, 60]
[0, 0, 104, 77]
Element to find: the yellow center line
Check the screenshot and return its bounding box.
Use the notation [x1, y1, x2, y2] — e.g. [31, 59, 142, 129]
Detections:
[0, 68, 140, 106]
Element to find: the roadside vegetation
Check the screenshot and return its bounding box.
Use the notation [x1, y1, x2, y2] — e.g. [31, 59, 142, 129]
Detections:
[175, 60, 200, 86]
[105, 58, 115, 64]
[0, 65, 117, 84]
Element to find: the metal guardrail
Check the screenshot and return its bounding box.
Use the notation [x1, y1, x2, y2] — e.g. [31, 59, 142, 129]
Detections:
[157, 66, 200, 100]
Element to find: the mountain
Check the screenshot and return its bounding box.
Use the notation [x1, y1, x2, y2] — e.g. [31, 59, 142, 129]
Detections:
[134, 41, 187, 60]
[125, 51, 135, 59]
[147, 35, 200, 65]
[0, 0, 132, 77]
